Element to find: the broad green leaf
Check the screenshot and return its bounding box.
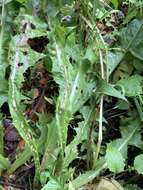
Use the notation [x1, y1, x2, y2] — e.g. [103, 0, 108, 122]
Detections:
[113, 61, 133, 82]
[0, 154, 10, 170]
[134, 154, 143, 174]
[4, 1, 143, 188]
[8, 97, 40, 177]
[98, 80, 126, 101]
[105, 143, 125, 173]
[49, 26, 95, 151]
[16, 0, 27, 3]
[44, 1, 61, 19]
[71, 118, 140, 188]
[68, 181, 75, 190]
[108, 139, 128, 159]
[120, 19, 143, 60]
[8, 33, 46, 178]
[40, 171, 50, 187]
[8, 146, 31, 175]
[71, 160, 107, 189]
[41, 177, 63, 190]
[0, 93, 8, 107]
[107, 51, 124, 77]
[8, 124, 48, 175]
[9, 35, 45, 90]
[63, 121, 88, 168]
[133, 58, 143, 72]
[42, 180, 61, 190]
[41, 121, 59, 172]
[27, 29, 48, 38]
[120, 119, 142, 148]
[63, 106, 93, 168]
[123, 7, 139, 25]
[117, 75, 142, 97]
[111, 0, 119, 8]
[116, 100, 130, 110]
[64, 143, 78, 169]
[0, 79, 8, 92]
[84, 44, 97, 64]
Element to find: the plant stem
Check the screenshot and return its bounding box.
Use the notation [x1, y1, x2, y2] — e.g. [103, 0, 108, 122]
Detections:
[0, 0, 5, 60]
[80, 13, 106, 167]
[94, 49, 104, 167]
[94, 95, 104, 168]
[134, 97, 143, 122]
[1, 0, 5, 26]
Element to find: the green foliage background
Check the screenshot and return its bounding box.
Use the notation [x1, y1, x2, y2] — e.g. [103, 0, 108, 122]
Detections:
[1, 0, 143, 189]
